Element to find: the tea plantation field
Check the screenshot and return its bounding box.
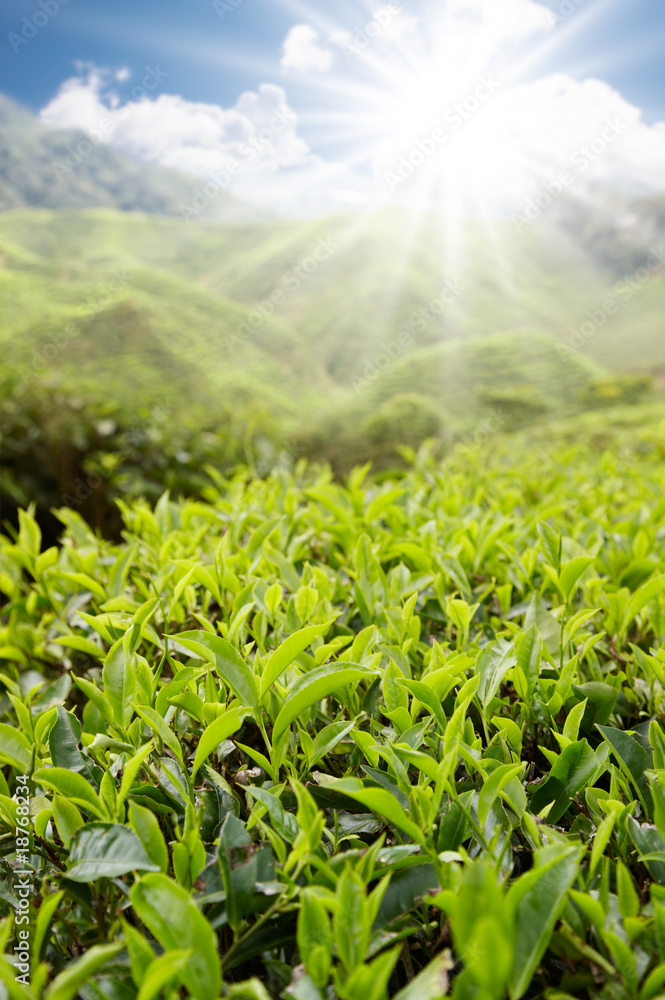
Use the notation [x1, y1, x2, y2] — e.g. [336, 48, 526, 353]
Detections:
[2, 425, 665, 1000]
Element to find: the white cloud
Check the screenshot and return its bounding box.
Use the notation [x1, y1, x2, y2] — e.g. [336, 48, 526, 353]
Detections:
[373, 69, 665, 211]
[280, 25, 334, 73]
[37, 0, 665, 219]
[330, 6, 419, 64]
[40, 66, 314, 183]
[487, 75, 665, 198]
[376, 6, 419, 40]
[365, 0, 665, 211]
[447, 0, 554, 44]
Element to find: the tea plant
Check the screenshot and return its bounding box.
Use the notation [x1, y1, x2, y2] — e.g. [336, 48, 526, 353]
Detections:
[1, 432, 665, 999]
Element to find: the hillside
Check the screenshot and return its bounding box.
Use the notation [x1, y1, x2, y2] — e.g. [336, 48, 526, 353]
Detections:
[0, 91, 663, 391]
[1, 200, 663, 535]
[1, 205, 663, 393]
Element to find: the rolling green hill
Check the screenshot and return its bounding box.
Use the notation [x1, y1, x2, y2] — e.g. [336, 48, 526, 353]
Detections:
[1, 91, 662, 396]
[1, 198, 663, 533]
[1, 203, 663, 395]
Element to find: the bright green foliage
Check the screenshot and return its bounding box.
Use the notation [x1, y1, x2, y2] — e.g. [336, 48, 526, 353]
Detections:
[2, 432, 665, 999]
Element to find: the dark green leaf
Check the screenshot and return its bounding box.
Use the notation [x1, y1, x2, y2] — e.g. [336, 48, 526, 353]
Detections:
[49, 705, 101, 784]
[529, 740, 598, 823]
[507, 844, 583, 999]
[67, 823, 160, 881]
[597, 725, 652, 812]
[130, 874, 222, 1000]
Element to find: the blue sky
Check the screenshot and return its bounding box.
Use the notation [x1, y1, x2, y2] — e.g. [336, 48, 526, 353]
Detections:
[2, 0, 665, 118]
[2, 0, 665, 215]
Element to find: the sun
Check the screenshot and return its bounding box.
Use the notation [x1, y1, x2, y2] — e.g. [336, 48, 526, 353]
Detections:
[277, 0, 618, 218]
[265, 0, 634, 317]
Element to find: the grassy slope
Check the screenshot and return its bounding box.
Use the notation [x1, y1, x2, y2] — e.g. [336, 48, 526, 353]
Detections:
[0, 210, 338, 420]
[1, 88, 663, 396]
[1, 205, 663, 438]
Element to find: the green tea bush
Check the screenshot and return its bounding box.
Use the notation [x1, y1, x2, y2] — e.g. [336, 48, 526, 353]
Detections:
[477, 387, 550, 429]
[0, 378, 263, 542]
[2, 427, 665, 999]
[363, 393, 445, 453]
[581, 375, 654, 409]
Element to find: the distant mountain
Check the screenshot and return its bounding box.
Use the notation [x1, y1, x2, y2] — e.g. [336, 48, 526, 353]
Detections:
[0, 93, 262, 222]
[555, 188, 665, 277]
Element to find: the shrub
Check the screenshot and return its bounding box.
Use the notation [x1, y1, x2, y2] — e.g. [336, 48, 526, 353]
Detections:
[3, 431, 665, 998]
[581, 374, 654, 408]
[477, 385, 549, 429]
[363, 392, 445, 450]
